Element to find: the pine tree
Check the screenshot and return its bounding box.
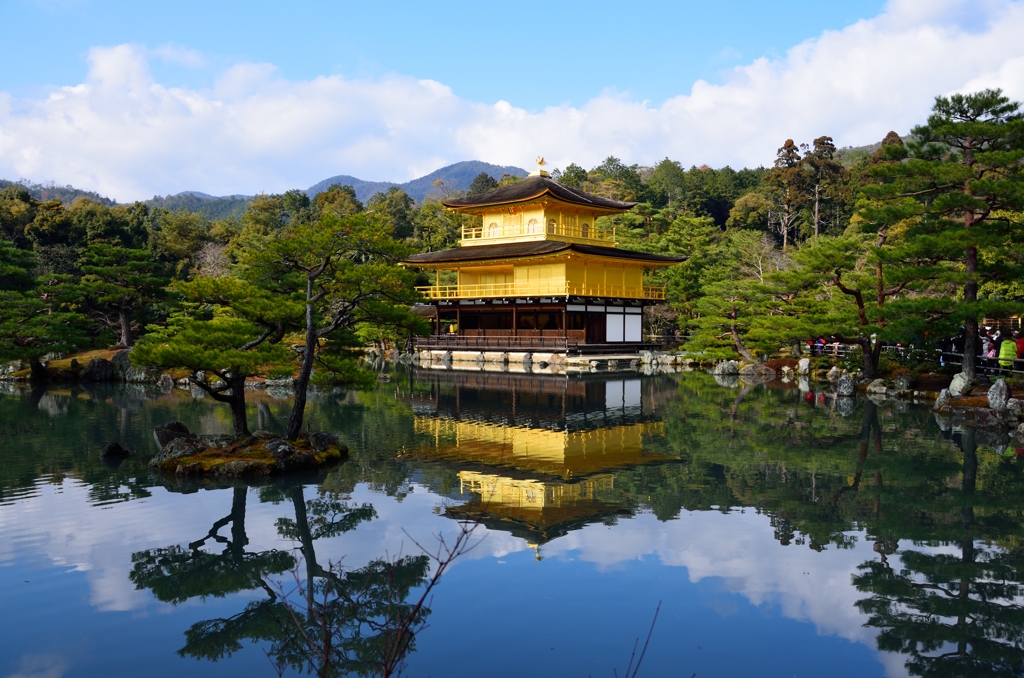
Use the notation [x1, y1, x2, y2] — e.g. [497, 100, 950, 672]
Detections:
[685, 230, 787, 360]
[467, 172, 498, 196]
[239, 212, 424, 441]
[132, 277, 297, 436]
[854, 429, 1024, 677]
[70, 243, 170, 346]
[764, 139, 807, 249]
[755, 232, 918, 378]
[0, 238, 89, 376]
[802, 136, 849, 237]
[863, 89, 1024, 381]
[751, 132, 926, 377]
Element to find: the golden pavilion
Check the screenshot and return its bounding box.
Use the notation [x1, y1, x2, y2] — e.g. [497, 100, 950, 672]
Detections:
[405, 161, 684, 353]
[400, 369, 674, 547]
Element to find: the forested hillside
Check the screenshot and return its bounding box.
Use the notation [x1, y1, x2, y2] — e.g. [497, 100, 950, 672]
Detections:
[2, 88, 1022, 387]
[145, 192, 252, 220]
[0, 179, 117, 206]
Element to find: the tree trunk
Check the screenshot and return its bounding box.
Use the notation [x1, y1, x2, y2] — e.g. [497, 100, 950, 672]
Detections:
[730, 325, 757, 362]
[119, 308, 133, 347]
[962, 244, 978, 381]
[847, 400, 877, 492]
[289, 486, 325, 601]
[813, 184, 821, 237]
[229, 486, 248, 563]
[257, 402, 280, 432]
[30, 359, 48, 382]
[861, 338, 881, 379]
[286, 284, 318, 441]
[227, 374, 250, 437]
[958, 426, 977, 651]
[194, 372, 251, 437]
[729, 383, 755, 423]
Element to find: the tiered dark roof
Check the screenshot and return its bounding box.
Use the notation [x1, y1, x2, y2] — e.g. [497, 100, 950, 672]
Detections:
[406, 240, 685, 265]
[442, 175, 636, 211]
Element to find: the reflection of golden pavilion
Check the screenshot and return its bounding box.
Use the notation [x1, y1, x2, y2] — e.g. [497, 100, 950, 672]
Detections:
[449, 472, 629, 550]
[459, 471, 613, 510]
[402, 369, 673, 544]
[412, 417, 666, 479]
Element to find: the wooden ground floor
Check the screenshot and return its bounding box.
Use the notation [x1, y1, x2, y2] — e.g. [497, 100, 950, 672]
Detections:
[414, 299, 649, 350]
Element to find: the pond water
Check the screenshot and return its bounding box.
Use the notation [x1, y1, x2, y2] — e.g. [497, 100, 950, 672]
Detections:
[2, 369, 1023, 678]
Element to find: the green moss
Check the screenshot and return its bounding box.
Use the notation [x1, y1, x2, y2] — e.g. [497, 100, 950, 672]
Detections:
[155, 436, 347, 477]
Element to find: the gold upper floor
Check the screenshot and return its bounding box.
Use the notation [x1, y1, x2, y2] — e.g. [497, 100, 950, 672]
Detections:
[442, 174, 636, 248]
[415, 252, 667, 300]
[462, 203, 616, 247]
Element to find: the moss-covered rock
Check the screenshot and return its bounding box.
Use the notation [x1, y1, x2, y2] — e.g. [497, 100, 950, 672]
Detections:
[149, 430, 347, 477]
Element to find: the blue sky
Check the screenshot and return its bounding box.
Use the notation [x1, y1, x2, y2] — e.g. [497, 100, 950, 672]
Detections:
[1, 0, 1022, 200]
[3, 0, 887, 109]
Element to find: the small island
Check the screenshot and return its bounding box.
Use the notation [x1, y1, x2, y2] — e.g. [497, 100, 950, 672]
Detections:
[150, 421, 347, 477]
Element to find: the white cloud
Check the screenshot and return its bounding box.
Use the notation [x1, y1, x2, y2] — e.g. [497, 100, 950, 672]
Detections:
[4, 653, 70, 678]
[1, 0, 1023, 201]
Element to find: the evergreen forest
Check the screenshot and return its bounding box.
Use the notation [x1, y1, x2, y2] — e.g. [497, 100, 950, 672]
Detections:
[2, 88, 1024, 386]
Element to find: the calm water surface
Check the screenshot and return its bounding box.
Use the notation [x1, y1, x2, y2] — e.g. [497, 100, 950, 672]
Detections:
[1, 369, 1022, 678]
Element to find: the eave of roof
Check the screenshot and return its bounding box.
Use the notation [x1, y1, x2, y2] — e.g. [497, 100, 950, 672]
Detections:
[404, 241, 685, 266]
[441, 176, 637, 212]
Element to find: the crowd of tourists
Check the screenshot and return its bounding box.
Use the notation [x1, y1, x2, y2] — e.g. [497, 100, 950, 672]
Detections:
[939, 326, 1024, 372]
[800, 325, 1024, 373]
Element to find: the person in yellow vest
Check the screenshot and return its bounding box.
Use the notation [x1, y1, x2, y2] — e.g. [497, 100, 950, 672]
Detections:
[999, 330, 1017, 369]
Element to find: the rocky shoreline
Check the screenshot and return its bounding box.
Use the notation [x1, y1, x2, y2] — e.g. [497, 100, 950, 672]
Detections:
[711, 357, 1024, 441]
[0, 349, 304, 396]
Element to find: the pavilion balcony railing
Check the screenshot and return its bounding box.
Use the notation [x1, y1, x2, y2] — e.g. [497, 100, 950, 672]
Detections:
[461, 222, 616, 245]
[415, 282, 666, 300]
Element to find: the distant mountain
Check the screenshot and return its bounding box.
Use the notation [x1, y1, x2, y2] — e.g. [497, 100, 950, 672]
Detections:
[0, 179, 117, 206]
[307, 160, 528, 203]
[834, 133, 910, 168]
[135, 161, 528, 220]
[835, 142, 883, 168]
[304, 175, 396, 204]
[146, 192, 252, 220]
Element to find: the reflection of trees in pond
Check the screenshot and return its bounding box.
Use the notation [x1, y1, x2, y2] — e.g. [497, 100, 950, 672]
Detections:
[643, 376, 1024, 675]
[0, 383, 174, 504]
[129, 481, 436, 677]
[853, 429, 1024, 677]
[266, 554, 431, 677]
[130, 486, 294, 604]
[13, 370, 1024, 674]
[0, 384, 298, 505]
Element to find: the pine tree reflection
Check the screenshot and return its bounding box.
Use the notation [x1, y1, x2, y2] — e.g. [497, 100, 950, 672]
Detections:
[129, 486, 294, 606]
[129, 479, 433, 677]
[854, 428, 1024, 677]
